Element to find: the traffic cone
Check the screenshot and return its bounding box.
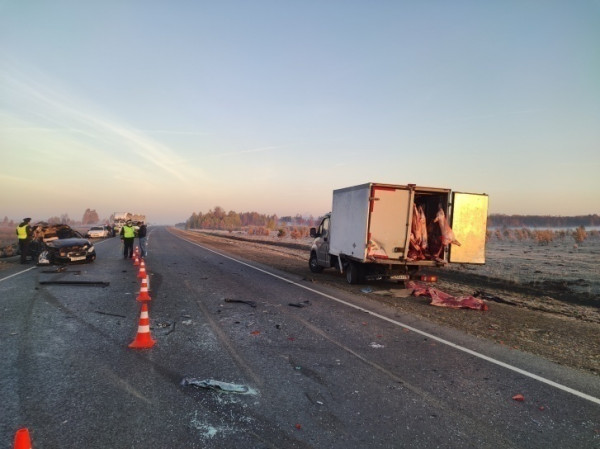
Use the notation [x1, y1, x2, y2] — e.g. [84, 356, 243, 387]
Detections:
[136, 276, 151, 302]
[137, 259, 147, 279]
[13, 428, 32, 449]
[129, 303, 155, 349]
[133, 255, 140, 266]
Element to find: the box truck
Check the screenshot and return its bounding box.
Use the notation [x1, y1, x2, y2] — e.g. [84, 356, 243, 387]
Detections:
[309, 182, 488, 284]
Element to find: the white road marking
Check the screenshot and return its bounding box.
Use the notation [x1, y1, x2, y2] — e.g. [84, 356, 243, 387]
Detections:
[0, 266, 37, 282]
[177, 232, 600, 406]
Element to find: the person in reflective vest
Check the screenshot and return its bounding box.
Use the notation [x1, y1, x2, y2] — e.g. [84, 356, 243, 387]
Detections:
[16, 217, 33, 264]
[120, 220, 136, 259]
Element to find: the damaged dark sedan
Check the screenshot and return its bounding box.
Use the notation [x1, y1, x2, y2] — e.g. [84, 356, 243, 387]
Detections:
[29, 224, 96, 265]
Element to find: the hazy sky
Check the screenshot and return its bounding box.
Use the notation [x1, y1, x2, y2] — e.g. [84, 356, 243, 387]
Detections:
[1, 1, 599, 224]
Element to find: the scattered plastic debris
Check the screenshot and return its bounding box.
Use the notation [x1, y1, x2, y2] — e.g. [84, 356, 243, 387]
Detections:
[250, 330, 260, 336]
[361, 287, 374, 293]
[182, 378, 253, 394]
[181, 319, 193, 325]
[224, 298, 257, 308]
[369, 342, 385, 349]
[512, 394, 525, 402]
[295, 423, 302, 430]
[288, 301, 311, 308]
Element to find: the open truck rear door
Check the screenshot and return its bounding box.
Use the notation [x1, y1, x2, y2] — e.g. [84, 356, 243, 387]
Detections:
[368, 185, 412, 261]
[449, 192, 488, 264]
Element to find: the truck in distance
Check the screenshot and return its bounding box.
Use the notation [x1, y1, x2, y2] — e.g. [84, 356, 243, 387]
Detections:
[112, 212, 146, 236]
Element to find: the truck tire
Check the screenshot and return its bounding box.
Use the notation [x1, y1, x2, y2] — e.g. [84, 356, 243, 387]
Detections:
[345, 262, 361, 284]
[309, 252, 324, 273]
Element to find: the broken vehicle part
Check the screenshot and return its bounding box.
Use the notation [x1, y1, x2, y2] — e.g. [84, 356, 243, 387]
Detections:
[95, 310, 126, 318]
[181, 378, 251, 394]
[224, 298, 257, 308]
[39, 280, 110, 287]
[473, 290, 515, 305]
[288, 301, 311, 308]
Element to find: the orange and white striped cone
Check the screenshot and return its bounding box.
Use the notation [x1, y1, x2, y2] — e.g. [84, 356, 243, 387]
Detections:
[129, 303, 155, 349]
[137, 259, 147, 279]
[13, 428, 32, 449]
[136, 276, 151, 302]
[133, 255, 140, 266]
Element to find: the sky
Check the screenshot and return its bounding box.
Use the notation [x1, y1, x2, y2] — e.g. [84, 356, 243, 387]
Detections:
[1, 1, 599, 225]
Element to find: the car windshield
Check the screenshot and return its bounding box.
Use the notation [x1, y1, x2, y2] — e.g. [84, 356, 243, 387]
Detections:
[90, 227, 103, 231]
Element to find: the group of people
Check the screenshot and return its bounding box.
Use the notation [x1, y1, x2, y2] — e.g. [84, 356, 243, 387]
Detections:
[120, 220, 147, 259]
[16, 217, 148, 263]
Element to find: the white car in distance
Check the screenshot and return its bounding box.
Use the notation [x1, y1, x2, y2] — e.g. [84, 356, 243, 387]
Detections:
[86, 226, 110, 238]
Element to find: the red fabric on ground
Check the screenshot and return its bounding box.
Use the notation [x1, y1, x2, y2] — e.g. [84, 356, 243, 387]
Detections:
[406, 281, 488, 311]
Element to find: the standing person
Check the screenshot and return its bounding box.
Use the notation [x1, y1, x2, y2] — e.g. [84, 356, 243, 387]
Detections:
[16, 217, 33, 264]
[120, 220, 136, 259]
[138, 222, 148, 258]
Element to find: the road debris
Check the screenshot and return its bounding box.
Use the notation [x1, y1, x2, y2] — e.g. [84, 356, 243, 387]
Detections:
[224, 298, 257, 308]
[181, 378, 253, 394]
[39, 280, 110, 287]
[288, 300, 311, 308]
[473, 290, 516, 305]
[369, 342, 385, 349]
[95, 310, 126, 318]
[41, 266, 67, 273]
[512, 394, 525, 402]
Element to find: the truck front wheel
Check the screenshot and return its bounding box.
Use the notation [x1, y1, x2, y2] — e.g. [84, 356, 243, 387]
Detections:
[309, 252, 324, 273]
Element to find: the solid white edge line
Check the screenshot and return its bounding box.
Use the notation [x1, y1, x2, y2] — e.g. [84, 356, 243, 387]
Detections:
[0, 266, 37, 282]
[176, 232, 600, 406]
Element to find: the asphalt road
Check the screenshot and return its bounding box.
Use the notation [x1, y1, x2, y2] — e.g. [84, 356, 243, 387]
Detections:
[1, 227, 599, 448]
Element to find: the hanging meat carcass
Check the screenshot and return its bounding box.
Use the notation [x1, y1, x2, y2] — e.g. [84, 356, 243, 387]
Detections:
[431, 205, 461, 259]
[408, 204, 428, 260]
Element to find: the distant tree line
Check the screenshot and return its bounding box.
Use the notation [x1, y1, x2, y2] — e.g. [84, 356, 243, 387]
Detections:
[185, 207, 321, 231]
[487, 214, 600, 228]
[1, 209, 107, 227]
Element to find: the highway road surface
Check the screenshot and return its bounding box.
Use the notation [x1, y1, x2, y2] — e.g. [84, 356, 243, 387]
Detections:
[1, 226, 599, 448]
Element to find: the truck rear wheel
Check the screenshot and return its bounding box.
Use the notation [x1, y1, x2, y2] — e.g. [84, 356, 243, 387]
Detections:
[309, 252, 324, 273]
[345, 262, 361, 284]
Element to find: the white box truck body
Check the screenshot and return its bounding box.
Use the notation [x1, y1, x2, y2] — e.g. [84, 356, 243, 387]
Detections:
[309, 183, 488, 283]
